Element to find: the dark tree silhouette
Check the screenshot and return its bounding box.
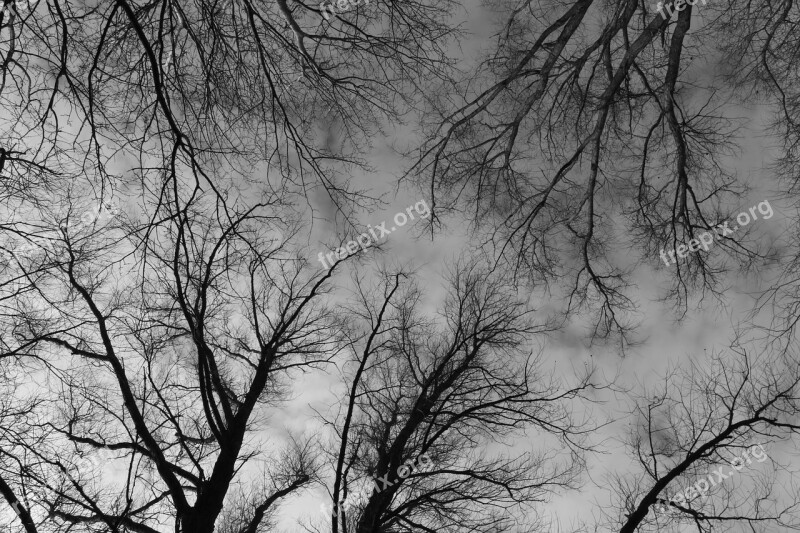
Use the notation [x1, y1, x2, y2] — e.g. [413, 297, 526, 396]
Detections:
[316, 263, 605, 533]
[0, 181, 348, 532]
[408, 0, 789, 342]
[608, 340, 800, 532]
[1, 0, 459, 529]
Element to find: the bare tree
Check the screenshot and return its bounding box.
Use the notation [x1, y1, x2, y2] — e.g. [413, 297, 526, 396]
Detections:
[0, 0, 459, 222]
[607, 339, 800, 532]
[0, 367, 42, 533]
[407, 0, 789, 342]
[315, 262, 605, 533]
[0, 0, 464, 530]
[5, 0, 800, 532]
[0, 179, 350, 532]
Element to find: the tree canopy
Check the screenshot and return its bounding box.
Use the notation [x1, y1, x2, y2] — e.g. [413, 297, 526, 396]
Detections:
[1, 0, 799, 532]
